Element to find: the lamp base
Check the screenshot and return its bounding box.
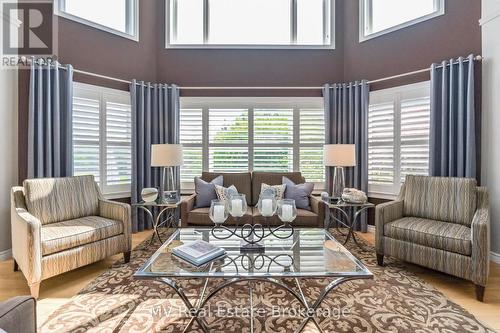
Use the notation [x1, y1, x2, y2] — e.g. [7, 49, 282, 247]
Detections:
[332, 166, 345, 199]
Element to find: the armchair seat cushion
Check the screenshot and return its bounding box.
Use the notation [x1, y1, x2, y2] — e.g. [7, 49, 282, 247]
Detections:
[41, 216, 124, 256]
[385, 217, 472, 256]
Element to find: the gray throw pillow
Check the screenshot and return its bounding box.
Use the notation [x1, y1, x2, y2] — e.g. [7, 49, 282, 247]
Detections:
[194, 175, 224, 208]
[282, 176, 314, 210]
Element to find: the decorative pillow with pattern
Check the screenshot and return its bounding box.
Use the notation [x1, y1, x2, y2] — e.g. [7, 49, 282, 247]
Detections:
[215, 184, 239, 202]
[260, 183, 286, 200]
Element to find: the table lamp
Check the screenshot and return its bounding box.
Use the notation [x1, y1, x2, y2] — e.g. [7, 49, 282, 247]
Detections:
[324, 144, 356, 200]
[151, 144, 183, 203]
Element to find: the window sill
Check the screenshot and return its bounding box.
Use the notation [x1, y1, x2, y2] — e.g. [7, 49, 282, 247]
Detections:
[104, 192, 131, 200]
[367, 191, 398, 201]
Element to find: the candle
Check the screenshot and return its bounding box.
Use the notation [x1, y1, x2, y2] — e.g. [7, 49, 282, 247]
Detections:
[231, 199, 243, 216]
[282, 204, 293, 221]
[213, 205, 225, 223]
[262, 199, 273, 216]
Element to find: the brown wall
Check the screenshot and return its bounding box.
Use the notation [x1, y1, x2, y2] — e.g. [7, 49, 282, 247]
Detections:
[17, 0, 482, 182]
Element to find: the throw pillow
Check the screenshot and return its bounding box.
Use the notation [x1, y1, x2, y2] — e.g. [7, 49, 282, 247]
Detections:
[260, 183, 286, 200]
[194, 175, 223, 208]
[282, 176, 314, 210]
[215, 184, 239, 202]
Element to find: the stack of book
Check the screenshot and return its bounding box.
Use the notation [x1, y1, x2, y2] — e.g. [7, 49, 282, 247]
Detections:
[172, 240, 226, 266]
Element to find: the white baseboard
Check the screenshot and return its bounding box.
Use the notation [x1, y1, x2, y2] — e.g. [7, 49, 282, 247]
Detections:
[0, 248, 12, 261]
[491, 251, 500, 264]
[367, 225, 375, 233]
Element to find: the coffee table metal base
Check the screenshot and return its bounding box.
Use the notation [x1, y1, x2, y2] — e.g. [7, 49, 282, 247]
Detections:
[161, 276, 362, 333]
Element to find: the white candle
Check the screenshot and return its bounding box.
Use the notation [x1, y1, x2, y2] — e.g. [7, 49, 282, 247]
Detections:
[231, 199, 243, 216]
[214, 205, 225, 223]
[282, 204, 293, 221]
[262, 199, 273, 216]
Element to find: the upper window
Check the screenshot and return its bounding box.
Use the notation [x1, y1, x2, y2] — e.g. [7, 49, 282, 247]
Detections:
[73, 83, 132, 198]
[56, 0, 138, 40]
[360, 0, 444, 41]
[167, 0, 334, 48]
[368, 82, 430, 198]
[180, 97, 325, 192]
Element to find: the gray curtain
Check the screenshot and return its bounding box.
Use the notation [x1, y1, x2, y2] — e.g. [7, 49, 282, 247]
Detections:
[130, 81, 180, 232]
[28, 60, 73, 179]
[323, 81, 370, 232]
[429, 54, 477, 178]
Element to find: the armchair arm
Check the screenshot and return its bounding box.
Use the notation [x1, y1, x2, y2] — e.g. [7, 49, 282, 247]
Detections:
[180, 194, 196, 227]
[10, 187, 42, 286]
[0, 296, 36, 333]
[471, 187, 490, 286]
[309, 195, 325, 227]
[375, 200, 404, 254]
[98, 199, 132, 251]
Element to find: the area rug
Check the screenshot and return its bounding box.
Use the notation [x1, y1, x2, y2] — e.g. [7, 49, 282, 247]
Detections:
[40, 229, 495, 333]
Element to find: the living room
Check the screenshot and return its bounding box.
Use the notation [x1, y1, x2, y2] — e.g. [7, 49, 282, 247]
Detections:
[0, 0, 499, 332]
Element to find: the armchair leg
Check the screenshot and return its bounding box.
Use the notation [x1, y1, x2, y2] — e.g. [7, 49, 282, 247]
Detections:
[13, 260, 18, 272]
[29, 282, 40, 299]
[475, 284, 485, 302]
[376, 254, 384, 266]
[123, 251, 131, 263]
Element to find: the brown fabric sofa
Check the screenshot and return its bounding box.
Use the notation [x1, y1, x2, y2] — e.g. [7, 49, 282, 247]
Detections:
[0, 296, 36, 333]
[180, 172, 325, 227]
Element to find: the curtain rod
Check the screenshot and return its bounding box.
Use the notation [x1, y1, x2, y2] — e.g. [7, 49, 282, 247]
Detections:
[64, 55, 483, 89]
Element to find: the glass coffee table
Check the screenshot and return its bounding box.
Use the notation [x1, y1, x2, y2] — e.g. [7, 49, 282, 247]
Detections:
[135, 228, 373, 333]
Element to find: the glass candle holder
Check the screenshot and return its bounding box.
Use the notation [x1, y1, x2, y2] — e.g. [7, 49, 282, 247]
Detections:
[228, 194, 247, 218]
[209, 200, 228, 225]
[277, 199, 297, 223]
[257, 193, 277, 217]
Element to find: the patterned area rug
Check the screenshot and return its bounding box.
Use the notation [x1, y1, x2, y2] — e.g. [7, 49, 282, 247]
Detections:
[40, 229, 494, 333]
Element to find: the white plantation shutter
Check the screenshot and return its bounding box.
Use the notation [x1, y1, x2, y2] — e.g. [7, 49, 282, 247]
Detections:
[368, 82, 430, 197]
[254, 109, 293, 144]
[180, 108, 203, 184]
[254, 147, 293, 172]
[72, 83, 132, 197]
[299, 108, 325, 183]
[73, 94, 101, 183]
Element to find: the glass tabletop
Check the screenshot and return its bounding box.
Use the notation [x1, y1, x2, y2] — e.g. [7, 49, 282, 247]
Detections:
[132, 200, 180, 208]
[134, 228, 372, 279]
[323, 201, 375, 209]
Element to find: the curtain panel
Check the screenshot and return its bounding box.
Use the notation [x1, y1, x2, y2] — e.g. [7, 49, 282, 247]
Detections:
[130, 81, 180, 232]
[323, 81, 370, 232]
[28, 60, 74, 179]
[429, 54, 477, 179]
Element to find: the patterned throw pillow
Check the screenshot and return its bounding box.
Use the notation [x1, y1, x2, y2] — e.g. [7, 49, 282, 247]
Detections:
[260, 183, 286, 200]
[215, 184, 239, 202]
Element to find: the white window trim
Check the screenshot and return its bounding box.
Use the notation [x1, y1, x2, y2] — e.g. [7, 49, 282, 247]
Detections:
[180, 97, 326, 192]
[368, 81, 430, 198]
[359, 0, 445, 42]
[165, 0, 336, 49]
[54, 0, 140, 41]
[74, 82, 132, 199]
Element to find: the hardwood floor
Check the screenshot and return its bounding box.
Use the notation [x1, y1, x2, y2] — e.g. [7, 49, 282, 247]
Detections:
[0, 230, 499, 331]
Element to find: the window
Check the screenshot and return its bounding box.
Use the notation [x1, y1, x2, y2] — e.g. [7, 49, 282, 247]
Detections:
[56, 0, 138, 40]
[180, 97, 325, 191]
[368, 82, 430, 198]
[167, 0, 334, 48]
[360, 0, 444, 41]
[73, 83, 132, 198]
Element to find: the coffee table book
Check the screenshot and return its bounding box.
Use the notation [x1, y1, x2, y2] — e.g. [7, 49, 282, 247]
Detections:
[172, 240, 226, 266]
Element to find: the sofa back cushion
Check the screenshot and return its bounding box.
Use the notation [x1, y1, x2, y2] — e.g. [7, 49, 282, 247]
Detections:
[403, 175, 477, 226]
[202, 172, 252, 205]
[251, 172, 305, 206]
[23, 176, 100, 225]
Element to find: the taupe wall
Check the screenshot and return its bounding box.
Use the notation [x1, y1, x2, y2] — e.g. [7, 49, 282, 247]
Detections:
[18, 0, 482, 180]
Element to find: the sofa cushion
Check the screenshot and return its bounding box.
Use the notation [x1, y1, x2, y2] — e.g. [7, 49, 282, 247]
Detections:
[41, 216, 124, 256]
[202, 172, 252, 205]
[403, 175, 477, 226]
[194, 176, 223, 208]
[384, 217, 472, 256]
[188, 207, 253, 226]
[251, 172, 304, 206]
[252, 207, 318, 227]
[23, 176, 100, 225]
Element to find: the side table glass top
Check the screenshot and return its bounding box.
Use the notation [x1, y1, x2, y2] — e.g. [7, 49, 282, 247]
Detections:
[135, 228, 372, 279]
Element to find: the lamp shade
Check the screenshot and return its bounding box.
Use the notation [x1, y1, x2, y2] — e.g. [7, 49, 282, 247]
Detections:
[151, 144, 183, 167]
[324, 144, 356, 167]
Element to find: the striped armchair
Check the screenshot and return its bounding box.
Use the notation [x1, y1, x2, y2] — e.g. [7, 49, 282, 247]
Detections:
[11, 176, 132, 298]
[375, 175, 490, 301]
